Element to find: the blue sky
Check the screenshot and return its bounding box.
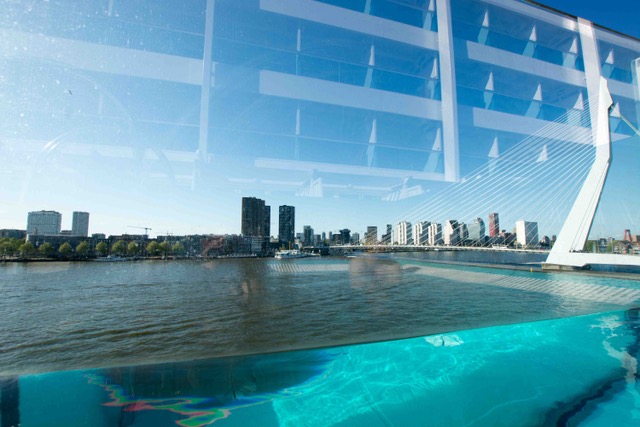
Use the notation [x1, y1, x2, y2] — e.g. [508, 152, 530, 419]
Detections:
[1, 0, 639, 240]
[541, 0, 640, 39]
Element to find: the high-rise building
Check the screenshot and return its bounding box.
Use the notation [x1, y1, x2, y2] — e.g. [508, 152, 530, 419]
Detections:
[303, 225, 314, 246]
[72, 211, 90, 237]
[397, 221, 412, 245]
[264, 205, 271, 238]
[516, 220, 539, 246]
[381, 224, 393, 245]
[459, 223, 469, 241]
[241, 197, 271, 252]
[278, 205, 295, 248]
[241, 197, 266, 237]
[489, 213, 500, 238]
[428, 223, 442, 246]
[444, 220, 460, 246]
[467, 218, 485, 243]
[350, 232, 360, 245]
[413, 221, 431, 245]
[365, 226, 378, 245]
[339, 229, 351, 245]
[27, 211, 62, 236]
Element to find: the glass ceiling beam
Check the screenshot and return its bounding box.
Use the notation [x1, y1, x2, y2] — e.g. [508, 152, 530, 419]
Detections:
[259, 71, 443, 121]
[436, 0, 460, 182]
[260, 0, 439, 51]
[198, 0, 216, 161]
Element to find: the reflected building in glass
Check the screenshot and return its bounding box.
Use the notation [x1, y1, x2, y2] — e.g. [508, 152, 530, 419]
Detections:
[1, 0, 639, 236]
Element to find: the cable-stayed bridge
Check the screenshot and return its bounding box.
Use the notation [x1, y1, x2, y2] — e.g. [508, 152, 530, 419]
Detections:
[392, 75, 639, 271]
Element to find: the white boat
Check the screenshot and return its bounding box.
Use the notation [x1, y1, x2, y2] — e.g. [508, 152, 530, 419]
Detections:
[274, 250, 308, 259]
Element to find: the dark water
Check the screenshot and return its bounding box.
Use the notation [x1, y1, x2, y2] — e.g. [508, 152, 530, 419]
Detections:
[0, 255, 633, 375]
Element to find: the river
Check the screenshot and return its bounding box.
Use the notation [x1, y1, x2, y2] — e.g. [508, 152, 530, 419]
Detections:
[0, 253, 634, 375]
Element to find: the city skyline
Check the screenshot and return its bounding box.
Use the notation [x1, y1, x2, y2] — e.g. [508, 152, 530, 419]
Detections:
[9, 202, 631, 246]
[1, 0, 638, 241]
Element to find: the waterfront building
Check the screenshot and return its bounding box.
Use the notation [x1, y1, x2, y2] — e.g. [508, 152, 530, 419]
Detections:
[467, 218, 486, 244]
[381, 225, 393, 245]
[444, 220, 460, 246]
[397, 221, 412, 245]
[331, 233, 342, 245]
[413, 221, 431, 245]
[241, 197, 270, 252]
[278, 205, 295, 248]
[241, 197, 266, 237]
[264, 206, 271, 238]
[340, 229, 351, 245]
[516, 220, 539, 246]
[303, 225, 314, 246]
[351, 232, 360, 245]
[428, 222, 442, 246]
[501, 231, 517, 247]
[459, 223, 469, 242]
[0, 229, 26, 239]
[72, 211, 90, 237]
[365, 226, 378, 245]
[489, 213, 500, 238]
[27, 211, 62, 237]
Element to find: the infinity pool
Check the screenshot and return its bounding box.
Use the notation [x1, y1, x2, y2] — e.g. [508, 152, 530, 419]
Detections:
[3, 308, 640, 426]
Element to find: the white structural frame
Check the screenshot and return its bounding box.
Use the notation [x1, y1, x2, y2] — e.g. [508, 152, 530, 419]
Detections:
[543, 20, 640, 269]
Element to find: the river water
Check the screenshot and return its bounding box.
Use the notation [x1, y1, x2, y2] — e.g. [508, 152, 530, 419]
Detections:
[1, 253, 638, 375]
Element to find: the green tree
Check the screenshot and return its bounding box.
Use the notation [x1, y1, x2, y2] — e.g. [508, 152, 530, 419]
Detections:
[76, 241, 90, 258]
[58, 242, 72, 257]
[1, 238, 21, 257]
[127, 241, 139, 256]
[95, 241, 108, 257]
[19, 241, 35, 258]
[0, 241, 10, 258]
[171, 242, 185, 256]
[38, 242, 55, 257]
[159, 241, 170, 257]
[146, 241, 160, 256]
[112, 240, 127, 256]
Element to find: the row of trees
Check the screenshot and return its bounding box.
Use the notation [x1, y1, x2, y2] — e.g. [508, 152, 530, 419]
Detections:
[0, 238, 78, 258]
[107, 240, 185, 257]
[1, 237, 186, 259]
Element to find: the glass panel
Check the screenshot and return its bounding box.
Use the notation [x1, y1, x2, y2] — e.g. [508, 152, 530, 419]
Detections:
[2, 4, 640, 426]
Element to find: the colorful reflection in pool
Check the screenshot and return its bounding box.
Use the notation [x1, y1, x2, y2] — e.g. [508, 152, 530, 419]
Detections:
[3, 308, 640, 426]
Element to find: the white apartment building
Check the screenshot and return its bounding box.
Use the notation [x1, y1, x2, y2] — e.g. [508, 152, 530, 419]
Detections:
[516, 220, 539, 246]
[396, 221, 412, 245]
[27, 211, 62, 236]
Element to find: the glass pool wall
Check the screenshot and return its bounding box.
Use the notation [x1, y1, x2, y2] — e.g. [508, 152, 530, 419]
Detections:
[3, 308, 640, 427]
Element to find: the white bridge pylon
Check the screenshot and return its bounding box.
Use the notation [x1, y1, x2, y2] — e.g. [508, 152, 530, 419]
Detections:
[543, 77, 640, 270]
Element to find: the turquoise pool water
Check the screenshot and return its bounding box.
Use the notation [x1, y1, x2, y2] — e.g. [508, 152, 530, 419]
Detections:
[3, 308, 640, 426]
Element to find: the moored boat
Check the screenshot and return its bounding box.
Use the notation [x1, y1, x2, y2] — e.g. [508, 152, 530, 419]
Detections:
[274, 250, 307, 259]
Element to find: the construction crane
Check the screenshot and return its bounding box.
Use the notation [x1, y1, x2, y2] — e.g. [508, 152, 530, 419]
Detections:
[127, 226, 152, 238]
